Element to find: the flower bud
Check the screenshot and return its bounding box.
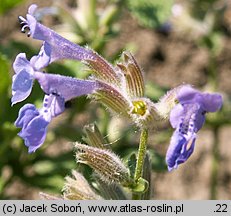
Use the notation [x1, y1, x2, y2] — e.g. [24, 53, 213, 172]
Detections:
[83, 123, 107, 149]
[63, 170, 102, 200]
[75, 143, 132, 185]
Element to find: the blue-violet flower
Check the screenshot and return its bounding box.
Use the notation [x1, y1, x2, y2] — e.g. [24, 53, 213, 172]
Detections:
[15, 93, 64, 153]
[13, 53, 98, 152]
[166, 85, 223, 171]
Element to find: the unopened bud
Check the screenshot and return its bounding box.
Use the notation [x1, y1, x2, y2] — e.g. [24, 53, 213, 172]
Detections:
[63, 170, 102, 200]
[75, 143, 132, 185]
[83, 123, 107, 149]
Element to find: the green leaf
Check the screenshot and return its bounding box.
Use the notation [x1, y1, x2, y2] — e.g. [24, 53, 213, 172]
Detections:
[126, 0, 173, 28]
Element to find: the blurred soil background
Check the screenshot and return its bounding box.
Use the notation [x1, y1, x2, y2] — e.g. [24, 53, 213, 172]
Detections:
[0, 0, 231, 199]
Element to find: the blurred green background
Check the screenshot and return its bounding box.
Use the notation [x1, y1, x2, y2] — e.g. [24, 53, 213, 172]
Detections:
[0, 0, 231, 199]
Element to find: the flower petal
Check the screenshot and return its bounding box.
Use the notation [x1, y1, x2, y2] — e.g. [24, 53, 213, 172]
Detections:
[15, 103, 49, 153]
[13, 53, 32, 74]
[28, 4, 38, 15]
[15, 92, 68, 153]
[167, 103, 199, 170]
[30, 42, 51, 70]
[177, 85, 199, 104]
[15, 104, 39, 128]
[201, 93, 223, 112]
[42, 93, 65, 118]
[194, 107, 206, 131]
[166, 130, 196, 171]
[11, 69, 34, 105]
[20, 5, 120, 83]
[19, 115, 49, 153]
[177, 85, 223, 112]
[169, 103, 184, 128]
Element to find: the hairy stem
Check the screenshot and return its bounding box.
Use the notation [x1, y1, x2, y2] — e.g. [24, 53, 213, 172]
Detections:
[134, 129, 148, 181]
[132, 128, 148, 199]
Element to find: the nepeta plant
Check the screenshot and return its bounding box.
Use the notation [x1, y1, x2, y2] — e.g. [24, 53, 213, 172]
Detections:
[11, 4, 223, 199]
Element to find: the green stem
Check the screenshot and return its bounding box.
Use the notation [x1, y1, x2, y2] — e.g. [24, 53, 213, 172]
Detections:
[132, 129, 148, 200]
[134, 129, 148, 180]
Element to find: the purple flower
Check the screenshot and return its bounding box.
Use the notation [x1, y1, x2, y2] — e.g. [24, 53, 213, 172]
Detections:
[12, 51, 98, 104]
[12, 4, 107, 152]
[15, 93, 64, 153]
[33, 72, 98, 101]
[18, 4, 96, 63]
[13, 58, 98, 152]
[18, 4, 120, 84]
[12, 44, 51, 105]
[166, 85, 223, 171]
